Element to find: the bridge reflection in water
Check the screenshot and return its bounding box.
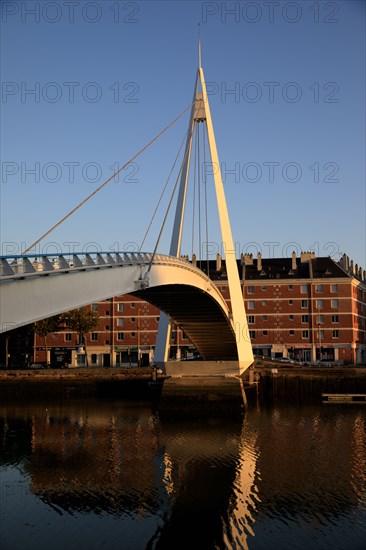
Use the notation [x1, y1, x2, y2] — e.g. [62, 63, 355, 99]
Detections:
[0, 401, 365, 550]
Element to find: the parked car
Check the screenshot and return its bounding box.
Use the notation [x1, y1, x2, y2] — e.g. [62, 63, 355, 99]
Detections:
[278, 357, 295, 364]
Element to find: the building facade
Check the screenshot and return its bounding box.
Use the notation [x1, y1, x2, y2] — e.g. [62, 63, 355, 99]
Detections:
[34, 252, 366, 367]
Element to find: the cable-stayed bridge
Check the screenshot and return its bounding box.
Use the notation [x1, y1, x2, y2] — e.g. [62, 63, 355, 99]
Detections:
[0, 43, 254, 375]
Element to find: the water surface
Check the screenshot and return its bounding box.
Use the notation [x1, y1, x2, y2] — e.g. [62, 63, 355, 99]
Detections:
[0, 399, 365, 549]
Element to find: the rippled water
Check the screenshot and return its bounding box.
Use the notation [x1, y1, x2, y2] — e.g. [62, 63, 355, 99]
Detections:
[0, 399, 365, 550]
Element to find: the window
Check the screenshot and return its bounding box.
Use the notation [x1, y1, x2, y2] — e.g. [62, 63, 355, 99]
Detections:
[118, 303, 124, 312]
[301, 300, 308, 308]
[317, 315, 324, 324]
[91, 333, 98, 341]
[248, 286, 254, 294]
[77, 354, 85, 366]
[315, 284, 323, 293]
[131, 332, 136, 337]
[289, 315, 294, 320]
[65, 333, 72, 342]
[117, 318, 124, 327]
[262, 315, 267, 320]
[131, 303, 135, 308]
[263, 330, 268, 336]
[289, 330, 294, 336]
[248, 316, 255, 324]
[331, 299, 339, 309]
[262, 300, 267, 306]
[288, 285, 293, 291]
[248, 301, 255, 310]
[117, 333, 124, 341]
[249, 330, 256, 339]
[91, 354, 97, 364]
[92, 303, 98, 311]
[302, 330, 309, 339]
[332, 330, 339, 338]
[106, 339, 110, 345]
[316, 299, 324, 309]
[301, 315, 309, 323]
[261, 286, 267, 291]
[331, 284, 338, 293]
[318, 330, 325, 339]
[301, 285, 308, 294]
[289, 300, 293, 305]
[106, 311, 110, 316]
[332, 315, 339, 323]
[106, 326, 109, 331]
[131, 317, 135, 322]
[77, 335, 83, 345]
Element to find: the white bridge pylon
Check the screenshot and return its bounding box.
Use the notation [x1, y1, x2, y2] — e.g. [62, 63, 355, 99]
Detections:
[155, 48, 254, 372]
[0, 252, 250, 366]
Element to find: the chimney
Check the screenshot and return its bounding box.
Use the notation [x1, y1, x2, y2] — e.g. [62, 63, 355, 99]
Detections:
[350, 259, 354, 274]
[192, 254, 196, 267]
[346, 255, 350, 272]
[292, 251, 297, 270]
[300, 251, 315, 263]
[339, 253, 346, 270]
[257, 252, 262, 271]
[216, 253, 222, 271]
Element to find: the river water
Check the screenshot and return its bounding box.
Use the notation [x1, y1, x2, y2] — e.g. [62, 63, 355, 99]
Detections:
[0, 397, 365, 550]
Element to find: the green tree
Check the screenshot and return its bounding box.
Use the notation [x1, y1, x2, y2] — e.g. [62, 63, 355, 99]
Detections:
[63, 307, 99, 367]
[33, 316, 60, 367]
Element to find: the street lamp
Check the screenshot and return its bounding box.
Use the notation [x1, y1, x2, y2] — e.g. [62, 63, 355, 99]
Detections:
[137, 308, 142, 366]
[318, 306, 322, 364]
[176, 324, 181, 360]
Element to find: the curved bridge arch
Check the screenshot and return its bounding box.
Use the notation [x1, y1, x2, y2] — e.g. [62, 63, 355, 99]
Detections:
[0, 252, 239, 362]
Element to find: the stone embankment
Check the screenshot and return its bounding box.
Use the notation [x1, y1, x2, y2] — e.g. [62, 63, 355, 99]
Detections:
[1, 363, 366, 406]
[0, 367, 160, 399]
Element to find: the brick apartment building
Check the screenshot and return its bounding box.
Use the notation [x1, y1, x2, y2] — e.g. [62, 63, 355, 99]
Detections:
[34, 252, 366, 367]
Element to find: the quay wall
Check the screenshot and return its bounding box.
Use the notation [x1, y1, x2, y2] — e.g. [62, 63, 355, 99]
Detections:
[1, 367, 366, 408]
[0, 368, 158, 400]
[251, 366, 366, 405]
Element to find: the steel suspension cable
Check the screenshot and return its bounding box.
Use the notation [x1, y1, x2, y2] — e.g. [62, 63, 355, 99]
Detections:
[146, 128, 195, 274]
[139, 127, 189, 252]
[23, 103, 194, 255]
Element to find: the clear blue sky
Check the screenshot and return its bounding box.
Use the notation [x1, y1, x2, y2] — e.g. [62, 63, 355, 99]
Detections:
[1, 0, 365, 268]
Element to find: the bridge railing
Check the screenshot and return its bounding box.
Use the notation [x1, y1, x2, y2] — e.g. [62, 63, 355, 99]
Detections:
[0, 251, 220, 291]
[0, 251, 157, 276]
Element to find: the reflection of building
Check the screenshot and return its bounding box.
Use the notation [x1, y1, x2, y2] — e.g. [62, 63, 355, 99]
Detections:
[28, 404, 163, 514]
[34, 252, 366, 366]
[1, 402, 365, 548]
[245, 405, 366, 527]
